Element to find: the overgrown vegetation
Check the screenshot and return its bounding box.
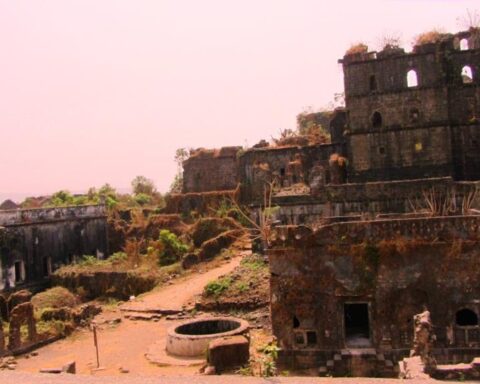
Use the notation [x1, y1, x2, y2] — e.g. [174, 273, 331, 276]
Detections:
[345, 42, 368, 55]
[204, 277, 233, 296]
[157, 229, 189, 266]
[200, 253, 269, 310]
[258, 342, 279, 377]
[20, 176, 165, 211]
[413, 29, 446, 46]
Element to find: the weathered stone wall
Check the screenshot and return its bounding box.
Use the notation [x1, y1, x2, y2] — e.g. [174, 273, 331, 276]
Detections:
[342, 29, 480, 183]
[163, 189, 239, 216]
[269, 215, 480, 372]
[250, 178, 479, 225]
[0, 205, 108, 292]
[238, 143, 344, 203]
[0, 205, 105, 226]
[182, 147, 241, 193]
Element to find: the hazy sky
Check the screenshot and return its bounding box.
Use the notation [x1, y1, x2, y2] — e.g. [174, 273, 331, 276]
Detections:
[0, 0, 478, 199]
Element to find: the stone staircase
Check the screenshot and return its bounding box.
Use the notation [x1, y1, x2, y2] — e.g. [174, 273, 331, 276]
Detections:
[318, 349, 399, 377]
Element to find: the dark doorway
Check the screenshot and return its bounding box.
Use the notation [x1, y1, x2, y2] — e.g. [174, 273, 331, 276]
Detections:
[372, 111, 382, 128]
[369, 75, 377, 92]
[14, 261, 23, 283]
[344, 303, 371, 347]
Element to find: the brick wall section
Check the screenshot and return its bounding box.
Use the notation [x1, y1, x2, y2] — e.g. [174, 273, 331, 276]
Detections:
[182, 147, 241, 193]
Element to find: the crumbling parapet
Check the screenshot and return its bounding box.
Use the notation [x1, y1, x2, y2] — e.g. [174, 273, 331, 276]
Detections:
[7, 302, 37, 351]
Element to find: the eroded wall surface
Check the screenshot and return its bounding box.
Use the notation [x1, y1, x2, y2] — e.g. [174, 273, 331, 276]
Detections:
[342, 30, 480, 182]
[0, 205, 108, 292]
[269, 216, 480, 371]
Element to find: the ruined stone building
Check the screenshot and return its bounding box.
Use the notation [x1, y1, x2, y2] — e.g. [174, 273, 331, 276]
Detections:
[0, 205, 108, 292]
[171, 28, 480, 376]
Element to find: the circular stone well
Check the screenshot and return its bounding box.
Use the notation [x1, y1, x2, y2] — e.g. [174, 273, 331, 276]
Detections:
[166, 317, 249, 357]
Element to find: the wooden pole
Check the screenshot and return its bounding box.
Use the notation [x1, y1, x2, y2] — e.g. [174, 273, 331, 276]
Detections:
[93, 325, 100, 368]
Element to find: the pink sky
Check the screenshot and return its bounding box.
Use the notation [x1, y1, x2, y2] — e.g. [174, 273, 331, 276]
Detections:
[0, 0, 478, 199]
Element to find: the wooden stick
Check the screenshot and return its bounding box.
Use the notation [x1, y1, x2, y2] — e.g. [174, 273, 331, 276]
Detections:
[93, 325, 100, 368]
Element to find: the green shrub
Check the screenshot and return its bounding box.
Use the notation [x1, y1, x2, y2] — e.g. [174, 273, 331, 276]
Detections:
[77, 255, 108, 267]
[134, 193, 151, 206]
[240, 254, 267, 271]
[158, 229, 189, 266]
[107, 252, 128, 264]
[204, 277, 232, 296]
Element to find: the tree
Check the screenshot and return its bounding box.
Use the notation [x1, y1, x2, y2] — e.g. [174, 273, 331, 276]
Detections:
[170, 148, 189, 194]
[174, 148, 189, 171]
[50, 190, 74, 206]
[131, 176, 156, 196]
[458, 9, 480, 30]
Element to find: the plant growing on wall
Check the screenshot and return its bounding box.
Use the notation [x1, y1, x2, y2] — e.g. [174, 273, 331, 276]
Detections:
[345, 42, 368, 56]
[228, 180, 279, 251]
[408, 185, 479, 216]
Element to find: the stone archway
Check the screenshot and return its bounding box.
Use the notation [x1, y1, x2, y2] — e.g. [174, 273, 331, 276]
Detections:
[8, 302, 37, 351]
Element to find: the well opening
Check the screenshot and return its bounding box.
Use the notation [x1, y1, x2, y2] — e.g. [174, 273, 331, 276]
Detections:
[166, 316, 249, 357]
[175, 319, 241, 336]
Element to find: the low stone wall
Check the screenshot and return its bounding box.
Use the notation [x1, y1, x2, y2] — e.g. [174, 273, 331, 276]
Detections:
[0, 205, 106, 226]
[53, 270, 159, 300]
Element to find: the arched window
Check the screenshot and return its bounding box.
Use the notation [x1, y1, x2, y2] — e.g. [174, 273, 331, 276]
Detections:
[460, 38, 469, 51]
[462, 65, 473, 84]
[372, 111, 382, 128]
[456, 308, 478, 326]
[407, 70, 418, 88]
[369, 75, 377, 92]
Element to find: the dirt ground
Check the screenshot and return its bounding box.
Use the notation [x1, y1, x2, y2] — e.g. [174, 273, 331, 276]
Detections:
[15, 255, 243, 377]
[0, 371, 457, 384]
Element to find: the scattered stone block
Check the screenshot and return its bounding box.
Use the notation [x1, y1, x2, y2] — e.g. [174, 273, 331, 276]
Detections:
[124, 312, 160, 321]
[207, 335, 249, 373]
[72, 304, 102, 325]
[203, 365, 216, 375]
[62, 361, 76, 374]
[40, 367, 62, 374]
[182, 253, 199, 269]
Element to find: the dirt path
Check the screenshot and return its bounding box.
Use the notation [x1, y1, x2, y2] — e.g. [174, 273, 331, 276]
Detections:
[15, 255, 243, 377]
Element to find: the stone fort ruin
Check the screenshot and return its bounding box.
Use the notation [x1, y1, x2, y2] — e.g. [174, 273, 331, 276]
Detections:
[0, 205, 108, 292]
[171, 28, 480, 376]
[0, 26, 479, 378]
